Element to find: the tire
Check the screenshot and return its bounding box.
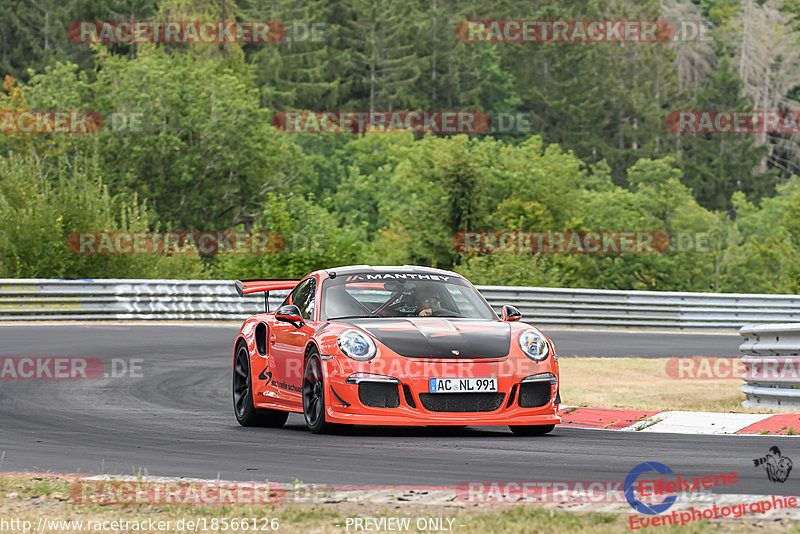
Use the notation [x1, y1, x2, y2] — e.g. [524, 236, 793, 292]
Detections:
[233, 342, 289, 427]
[509, 424, 556, 436]
[302, 352, 344, 434]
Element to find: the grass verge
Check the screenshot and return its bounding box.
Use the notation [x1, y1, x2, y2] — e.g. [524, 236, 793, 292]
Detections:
[559, 358, 788, 413]
[1, 475, 798, 533]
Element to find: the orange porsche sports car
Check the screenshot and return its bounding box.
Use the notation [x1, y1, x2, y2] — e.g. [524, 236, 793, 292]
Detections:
[232, 265, 560, 435]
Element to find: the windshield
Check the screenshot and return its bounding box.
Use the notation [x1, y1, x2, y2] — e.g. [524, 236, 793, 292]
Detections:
[321, 273, 497, 321]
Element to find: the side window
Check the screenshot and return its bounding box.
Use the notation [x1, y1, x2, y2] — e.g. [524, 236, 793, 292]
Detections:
[303, 279, 316, 320]
[291, 278, 317, 320]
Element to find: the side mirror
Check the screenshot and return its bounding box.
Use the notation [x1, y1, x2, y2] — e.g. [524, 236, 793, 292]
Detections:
[275, 304, 304, 328]
[501, 305, 522, 322]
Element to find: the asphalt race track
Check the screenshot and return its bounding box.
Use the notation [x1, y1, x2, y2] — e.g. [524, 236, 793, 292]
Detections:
[0, 324, 782, 496]
[543, 328, 742, 358]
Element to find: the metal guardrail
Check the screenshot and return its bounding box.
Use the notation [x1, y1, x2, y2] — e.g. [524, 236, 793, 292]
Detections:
[1, 279, 800, 329]
[0, 279, 281, 321]
[739, 324, 800, 409]
[477, 286, 800, 329]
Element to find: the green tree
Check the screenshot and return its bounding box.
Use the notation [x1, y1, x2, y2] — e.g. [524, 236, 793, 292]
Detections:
[89, 47, 314, 231]
[0, 151, 205, 278]
[212, 193, 369, 279]
[721, 182, 800, 293]
[678, 57, 776, 211]
[340, 0, 424, 111]
[0, 0, 157, 81]
[239, 0, 344, 110]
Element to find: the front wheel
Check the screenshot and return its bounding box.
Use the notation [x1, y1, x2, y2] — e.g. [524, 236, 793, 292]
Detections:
[509, 424, 555, 436]
[302, 353, 345, 434]
[233, 343, 289, 427]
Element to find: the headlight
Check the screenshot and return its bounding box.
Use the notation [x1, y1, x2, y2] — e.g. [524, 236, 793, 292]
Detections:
[337, 329, 377, 361]
[518, 329, 549, 361]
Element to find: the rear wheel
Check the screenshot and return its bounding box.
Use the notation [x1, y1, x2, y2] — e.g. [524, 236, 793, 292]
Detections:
[509, 424, 555, 436]
[233, 343, 288, 427]
[302, 352, 344, 434]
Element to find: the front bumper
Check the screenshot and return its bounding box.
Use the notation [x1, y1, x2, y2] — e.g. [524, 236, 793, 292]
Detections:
[322, 357, 561, 426]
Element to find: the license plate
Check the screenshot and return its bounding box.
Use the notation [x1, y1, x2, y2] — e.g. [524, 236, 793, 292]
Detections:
[429, 377, 498, 393]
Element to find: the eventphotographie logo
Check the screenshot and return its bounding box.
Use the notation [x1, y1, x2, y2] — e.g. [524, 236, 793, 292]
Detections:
[624, 462, 678, 515]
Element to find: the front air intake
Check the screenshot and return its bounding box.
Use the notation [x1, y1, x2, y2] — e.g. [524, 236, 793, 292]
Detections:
[419, 393, 505, 412]
[518, 382, 551, 408]
[358, 382, 400, 408]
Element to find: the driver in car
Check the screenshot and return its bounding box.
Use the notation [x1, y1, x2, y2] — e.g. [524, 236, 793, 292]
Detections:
[417, 295, 442, 317]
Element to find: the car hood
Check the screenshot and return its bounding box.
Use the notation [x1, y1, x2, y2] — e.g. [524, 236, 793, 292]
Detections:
[339, 318, 511, 359]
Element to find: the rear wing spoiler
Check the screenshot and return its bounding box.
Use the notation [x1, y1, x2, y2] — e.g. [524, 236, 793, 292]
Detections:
[235, 279, 300, 313]
[234, 279, 300, 297]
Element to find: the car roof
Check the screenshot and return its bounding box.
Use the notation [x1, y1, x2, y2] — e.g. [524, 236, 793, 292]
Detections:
[314, 265, 463, 279]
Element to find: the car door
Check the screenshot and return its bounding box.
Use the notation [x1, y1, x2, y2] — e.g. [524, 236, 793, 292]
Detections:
[271, 277, 317, 396]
